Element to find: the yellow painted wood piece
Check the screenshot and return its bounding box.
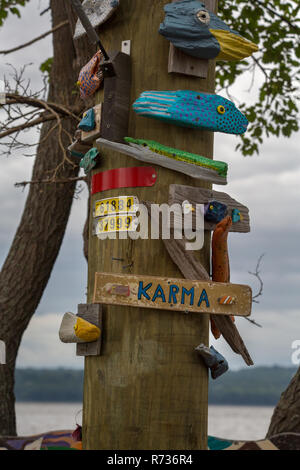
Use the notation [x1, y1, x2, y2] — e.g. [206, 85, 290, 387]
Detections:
[210, 29, 259, 61]
[93, 272, 252, 317]
[74, 316, 101, 342]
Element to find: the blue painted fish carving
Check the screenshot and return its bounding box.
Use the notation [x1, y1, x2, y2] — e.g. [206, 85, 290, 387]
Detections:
[133, 90, 248, 135]
[159, 0, 259, 61]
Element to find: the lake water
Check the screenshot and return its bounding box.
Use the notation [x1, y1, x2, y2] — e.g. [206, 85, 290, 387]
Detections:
[16, 403, 275, 442]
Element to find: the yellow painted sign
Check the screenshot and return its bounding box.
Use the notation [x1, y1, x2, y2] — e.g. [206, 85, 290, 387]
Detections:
[94, 196, 139, 218]
[93, 215, 138, 236]
[93, 273, 252, 317]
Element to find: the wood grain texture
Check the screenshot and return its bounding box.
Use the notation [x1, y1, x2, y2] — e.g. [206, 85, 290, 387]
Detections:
[100, 52, 132, 143]
[168, 0, 217, 78]
[84, 0, 218, 451]
[76, 304, 102, 357]
[169, 184, 250, 233]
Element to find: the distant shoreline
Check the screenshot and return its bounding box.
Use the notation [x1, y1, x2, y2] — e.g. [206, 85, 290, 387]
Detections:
[15, 400, 275, 407]
[15, 366, 297, 407]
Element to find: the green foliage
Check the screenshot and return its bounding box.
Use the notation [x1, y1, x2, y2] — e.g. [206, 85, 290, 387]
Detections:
[0, 0, 29, 26]
[40, 57, 53, 76]
[217, 0, 300, 155]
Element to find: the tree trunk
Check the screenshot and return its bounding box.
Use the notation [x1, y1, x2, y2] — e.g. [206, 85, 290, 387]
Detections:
[0, 0, 91, 436]
[267, 367, 300, 437]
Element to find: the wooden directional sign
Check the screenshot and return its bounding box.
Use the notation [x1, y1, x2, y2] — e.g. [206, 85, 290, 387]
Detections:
[93, 273, 252, 317]
[169, 184, 250, 233]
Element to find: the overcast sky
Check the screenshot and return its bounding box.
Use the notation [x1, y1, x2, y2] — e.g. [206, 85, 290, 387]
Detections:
[0, 2, 299, 371]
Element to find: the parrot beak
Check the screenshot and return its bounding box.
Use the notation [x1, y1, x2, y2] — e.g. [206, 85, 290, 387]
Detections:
[209, 29, 259, 60]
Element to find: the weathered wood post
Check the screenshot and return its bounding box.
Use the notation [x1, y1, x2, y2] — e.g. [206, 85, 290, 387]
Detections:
[83, 0, 217, 450]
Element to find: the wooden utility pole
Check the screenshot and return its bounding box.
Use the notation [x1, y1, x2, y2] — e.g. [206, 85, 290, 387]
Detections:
[83, 0, 217, 450]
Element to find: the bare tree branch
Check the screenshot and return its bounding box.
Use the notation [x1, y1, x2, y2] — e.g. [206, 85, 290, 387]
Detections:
[5, 93, 81, 121]
[15, 176, 87, 188]
[250, 253, 265, 303]
[0, 113, 56, 139]
[244, 317, 263, 328]
[0, 20, 69, 55]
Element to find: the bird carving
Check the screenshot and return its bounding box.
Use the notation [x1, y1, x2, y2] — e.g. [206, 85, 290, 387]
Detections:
[159, 0, 259, 61]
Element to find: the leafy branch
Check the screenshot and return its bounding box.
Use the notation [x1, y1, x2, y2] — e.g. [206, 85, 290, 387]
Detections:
[217, 0, 300, 156]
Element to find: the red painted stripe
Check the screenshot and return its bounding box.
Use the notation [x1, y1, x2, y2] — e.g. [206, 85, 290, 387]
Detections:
[92, 167, 157, 195]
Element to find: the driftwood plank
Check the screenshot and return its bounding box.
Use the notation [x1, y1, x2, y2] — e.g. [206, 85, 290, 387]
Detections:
[100, 52, 131, 143]
[168, 0, 217, 78]
[163, 237, 254, 366]
[97, 138, 227, 185]
[76, 304, 102, 357]
[169, 184, 250, 233]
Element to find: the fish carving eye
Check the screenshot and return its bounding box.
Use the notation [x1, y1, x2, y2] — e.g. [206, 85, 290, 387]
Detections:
[217, 105, 226, 115]
[196, 10, 210, 24]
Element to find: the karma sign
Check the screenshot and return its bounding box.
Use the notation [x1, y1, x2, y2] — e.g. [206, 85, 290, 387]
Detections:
[93, 273, 252, 317]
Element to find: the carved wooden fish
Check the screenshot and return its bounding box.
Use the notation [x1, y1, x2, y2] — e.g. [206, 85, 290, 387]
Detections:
[133, 90, 248, 135]
[159, 0, 259, 61]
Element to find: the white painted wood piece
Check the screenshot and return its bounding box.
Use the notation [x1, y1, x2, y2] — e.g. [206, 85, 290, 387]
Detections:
[74, 0, 119, 40]
[0, 340, 5, 365]
[59, 312, 85, 343]
[121, 40, 131, 55]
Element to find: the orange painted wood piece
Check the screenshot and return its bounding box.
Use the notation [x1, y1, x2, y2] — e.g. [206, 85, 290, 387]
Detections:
[93, 272, 252, 317]
[211, 216, 233, 338]
[212, 216, 232, 282]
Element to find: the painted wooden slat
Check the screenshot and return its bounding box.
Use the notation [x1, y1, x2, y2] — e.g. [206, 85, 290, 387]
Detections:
[97, 138, 227, 185]
[168, 0, 217, 78]
[93, 272, 252, 317]
[100, 52, 132, 143]
[76, 304, 103, 357]
[169, 184, 250, 233]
